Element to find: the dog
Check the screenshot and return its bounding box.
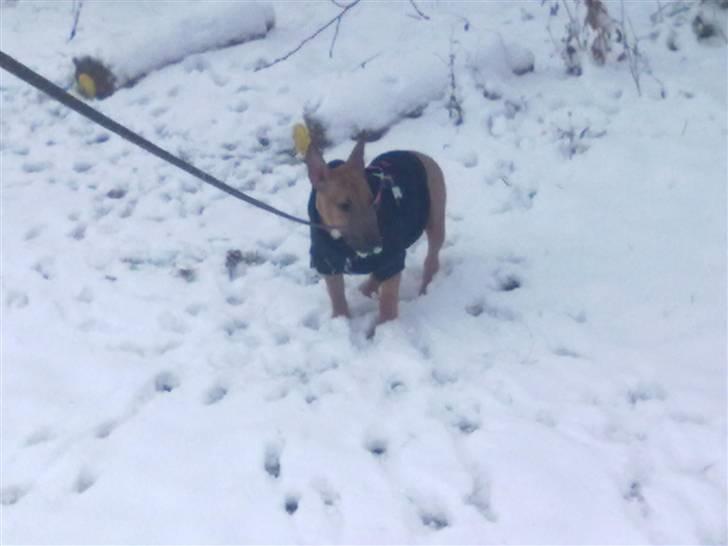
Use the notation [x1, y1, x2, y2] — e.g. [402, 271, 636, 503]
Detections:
[305, 140, 446, 328]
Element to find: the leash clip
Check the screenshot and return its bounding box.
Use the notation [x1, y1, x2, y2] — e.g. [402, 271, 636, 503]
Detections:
[368, 165, 399, 209]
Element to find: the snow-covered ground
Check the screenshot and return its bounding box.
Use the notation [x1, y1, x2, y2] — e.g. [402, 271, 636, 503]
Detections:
[1, 1, 726, 544]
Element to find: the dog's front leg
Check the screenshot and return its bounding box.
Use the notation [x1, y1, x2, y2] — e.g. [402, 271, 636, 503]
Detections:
[378, 273, 402, 324]
[324, 274, 350, 318]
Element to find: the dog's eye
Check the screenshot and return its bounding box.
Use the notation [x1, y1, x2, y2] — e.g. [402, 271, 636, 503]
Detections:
[337, 201, 352, 213]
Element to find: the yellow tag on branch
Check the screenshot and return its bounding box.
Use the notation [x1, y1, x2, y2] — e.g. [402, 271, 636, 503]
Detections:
[77, 73, 97, 98]
[293, 123, 311, 156]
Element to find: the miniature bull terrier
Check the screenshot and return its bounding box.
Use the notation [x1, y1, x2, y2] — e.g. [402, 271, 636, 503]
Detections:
[305, 140, 446, 328]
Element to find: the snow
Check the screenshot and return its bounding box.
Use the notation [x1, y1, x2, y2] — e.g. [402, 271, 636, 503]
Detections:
[71, 1, 275, 88]
[1, 1, 726, 544]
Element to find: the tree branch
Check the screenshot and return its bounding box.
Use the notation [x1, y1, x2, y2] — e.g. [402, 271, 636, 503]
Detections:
[408, 0, 431, 20]
[329, 16, 342, 58]
[68, 0, 84, 42]
[255, 0, 361, 71]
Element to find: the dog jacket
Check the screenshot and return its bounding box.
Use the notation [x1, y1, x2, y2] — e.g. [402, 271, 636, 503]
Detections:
[308, 151, 430, 281]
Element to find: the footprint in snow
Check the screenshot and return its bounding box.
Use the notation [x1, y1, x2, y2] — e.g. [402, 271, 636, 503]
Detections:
[465, 300, 517, 321]
[11, 145, 29, 156]
[313, 479, 340, 509]
[387, 379, 407, 396]
[154, 371, 180, 393]
[464, 476, 497, 522]
[93, 205, 112, 220]
[150, 106, 168, 118]
[263, 443, 282, 479]
[95, 420, 118, 439]
[431, 368, 459, 387]
[68, 223, 86, 241]
[553, 346, 584, 359]
[408, 493, 451, 531]
[72, 161, 93, 174]
[229, 100, 249, 113]
[626, 383, 666, 406]
[1, 485, 28, 506]
[22, 160, 51, 173]
[494, 272, 522, 292]
[223, 319, 248, 339]
[32, 257, 55, 280]
[177, 268, 197, 283]
[623, 480, 649, 517]
[419, 511, 449, 531]
[24, 427, 54, 447]
[204, 384, 228, 406]
[455, 417, 480, 435]
[74, 469, 97, 494]
[442, 403, 481, 434]
[24, 224, 45, 241]
[465, 302, 485, 317]
[5, 290, 29, 309]
[225, 295, 244, 306]
[284, 494, 300, 515]
[185, 303, 207, 316]
[302, 313, 320, 331]
[75, 286, 94, 304]
[87, 132, 110, 145]
[364, 437, 388, 457]
[106, 188, 127, 199]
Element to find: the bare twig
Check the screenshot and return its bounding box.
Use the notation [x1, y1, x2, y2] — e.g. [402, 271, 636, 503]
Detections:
[255, 0, 361, 71]
[356, 52, 382, 70]
[561, 0, 575, 21]
[650, 0, 691, 23]
[68, 0, 83, 42]
[620, 0, 642, 95]
[408, 0, 431, 20]
[330, 16, 342, 58]
[546, 24, 561, 51]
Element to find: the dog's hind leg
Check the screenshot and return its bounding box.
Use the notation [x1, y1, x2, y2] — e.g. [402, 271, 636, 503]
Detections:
[378, 273, 402, 323]
[412, 153, 446, 295]
[421, 226, 444, 295]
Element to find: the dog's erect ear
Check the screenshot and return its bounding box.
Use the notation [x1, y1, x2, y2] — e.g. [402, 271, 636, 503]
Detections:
[347, 140, 366, 171]
[305, 146, 328, 189]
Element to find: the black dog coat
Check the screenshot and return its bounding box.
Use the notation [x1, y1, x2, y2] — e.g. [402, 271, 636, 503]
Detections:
[308, 151, 430, 281]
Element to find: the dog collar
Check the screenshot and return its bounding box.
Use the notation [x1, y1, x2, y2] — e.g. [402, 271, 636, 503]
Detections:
[355, 246, 383, 258]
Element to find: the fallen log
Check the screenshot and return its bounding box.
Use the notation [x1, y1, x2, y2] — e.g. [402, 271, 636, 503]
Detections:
[71, 1, 274, 99]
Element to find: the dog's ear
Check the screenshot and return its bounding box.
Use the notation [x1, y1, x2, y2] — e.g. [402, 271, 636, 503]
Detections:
[347, 140, 366, 171]
[305, 146, 328, 189]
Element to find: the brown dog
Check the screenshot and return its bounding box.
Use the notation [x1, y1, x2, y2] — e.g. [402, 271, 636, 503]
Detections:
[305, 141, 446, 328]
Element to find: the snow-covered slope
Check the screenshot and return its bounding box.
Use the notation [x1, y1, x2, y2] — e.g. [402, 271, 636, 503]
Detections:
[1, 1, 725, 544]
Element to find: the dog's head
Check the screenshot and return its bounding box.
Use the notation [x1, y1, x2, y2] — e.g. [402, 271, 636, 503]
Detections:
[306, 141, 382, 252]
